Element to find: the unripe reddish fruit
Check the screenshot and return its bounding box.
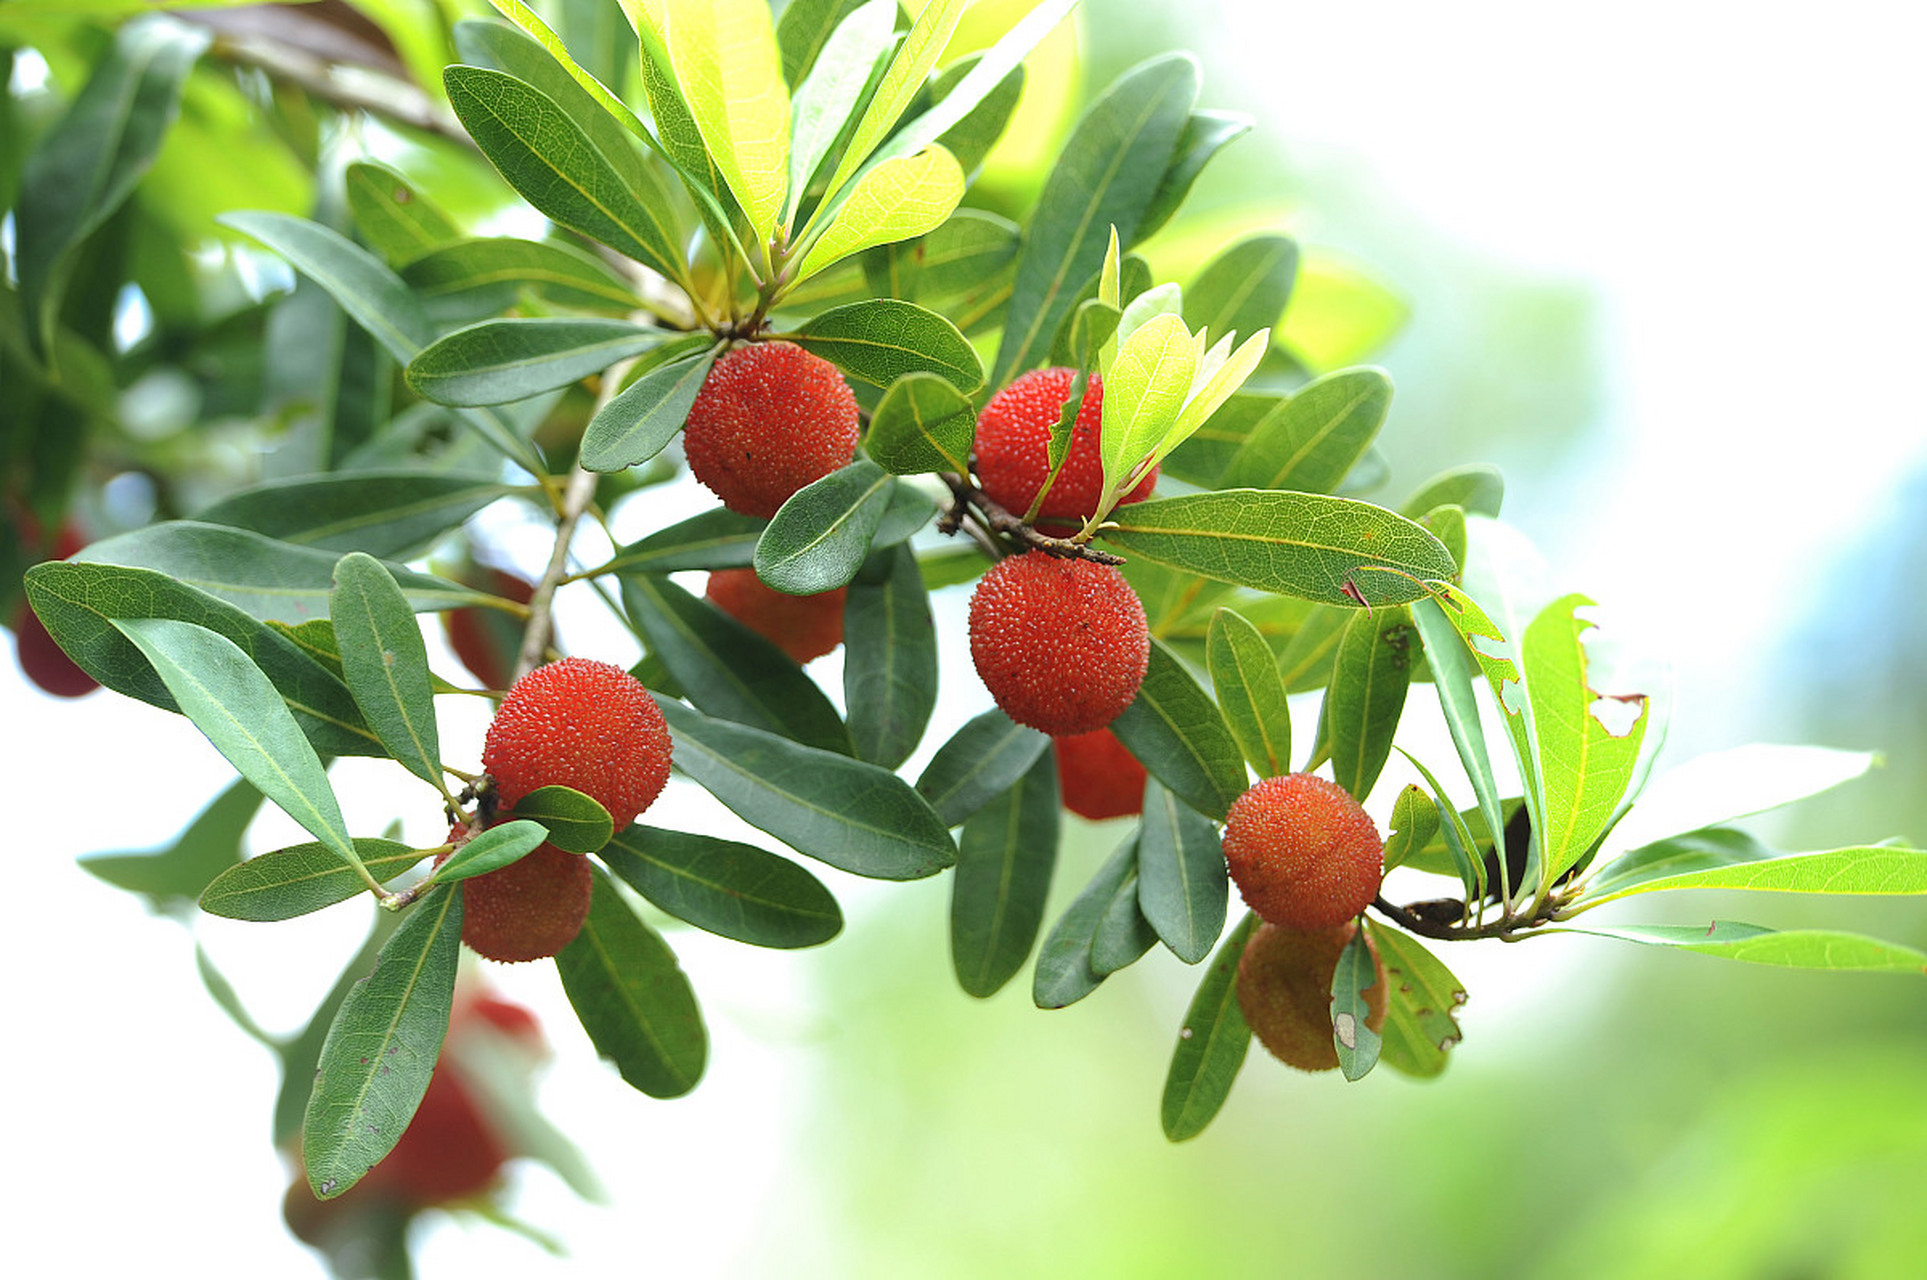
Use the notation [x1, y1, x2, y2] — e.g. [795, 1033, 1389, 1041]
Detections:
[967, 551, 1149, 736]
[705, 567, 846, 664]
[12, 522, 98, 697]
[1222, 773, 1385, 932]
[682, 341, 859, 518]
[1052, 727, 1147, 820]
[1237, 920, 1388, 1072]
[442, 567, 537, 691]
[454, 840, 595, 964]
[973, 369, 1157, 528]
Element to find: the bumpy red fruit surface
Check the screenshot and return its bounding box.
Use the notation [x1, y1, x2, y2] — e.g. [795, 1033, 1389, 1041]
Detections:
[973, 369, 1157, 526]
[706, 567, 846, 664]
[456, 842, 595, 964]
[968, 551, 1149, 735]
[1222, 773, 1384, 932]
[1052, 727, 1147, 820]
[682, 340, 859, 518]
[482, 657, 671, 825]
[1237, 920, 1387, 1072]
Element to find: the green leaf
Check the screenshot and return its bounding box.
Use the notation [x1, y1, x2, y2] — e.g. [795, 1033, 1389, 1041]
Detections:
[819, 0, 965, 203]
[408, 318, 664, 408]
[1323, 604, 1421, 802]
[1206, 607, 1292, 778]
[865, 371, 975, 475]
[785, 0, 896, 221]
[951, 752, 1062, 998]
[1161, 912, 1256, 1141]
[1161, 392, 1270, 487]
[401, 236, 642, 320]
[580, 346, 720, 472]
[198, 840, 426, 921]
[799, 145, 965, 280]
[1396, 746, 1485, 901]
[600, 823, 842, 949]
[193, 472, 513, 559]
[916, 709, 1051, 828]
[1097, 311, 1198, 498]
[1381, 784, 1442, 874]
[1524, 593, 1650, 884]
[443, 65, 687, 283]
[607, 507, 766, 575]
[1136, 779, 1228, 964]
[656, 696, 954, 879]
[344, 162, 462, 267]
[556, 866, 708, 1096]
[664, 0, 791, 240]
[303, 885, 462, 1197]
[432, 821, 548, 883]
[1403, 464, 1505, 520]
[1331, 926, 1383, 1081]
[928, 53, 1024, 174]
[1092, 859, 1161, 977]
[619, 573, 853, 755]
[844, 543, 938, 769]
[330, 553, 443, 791]
[1581, 840, 1927, 905]
[76, 521, 483, 623]
[753, 458, 896, 594]
[1218, 367, 1392, 494]
[1558, 921, 1927, 973]
[777, 0, 868, 87]
[1111, 637, 1247, 822]
[273, 909, 401, 1146]
[1034, 838, 1137, 1008]
[113, 618, 365, 879]
[81, 779, 263, 913]
[1367, 922, 1465, 1079]
[915, 209, 1021, 299]
[508, 785, 614, 855]
[1103, 491, 1458, 608]
[1135, 109, 1252, 242]
[23, 561, 381, 757]
[1409, 596, 1507, 877]
[622, 3, 734, 231]
[15, 15, 208, 355]
[789, 298, 983, 392]
[1183, 235, 1298, 351]
[991, 53, 1197, 387]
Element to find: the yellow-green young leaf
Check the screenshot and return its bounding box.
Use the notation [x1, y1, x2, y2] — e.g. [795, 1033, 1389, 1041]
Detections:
[664, 0, 791, 241]
[1099, 312, 1196, 507]
[1581, 843, 1927, 906]
[1555, 921, 1927, 974]
[797, 146, 965, 281]
[1381, 784, 1441, 872]
[820, 0, 968, 202]
[785, 0, 896, 221]
[1158, 328, 1269, 470]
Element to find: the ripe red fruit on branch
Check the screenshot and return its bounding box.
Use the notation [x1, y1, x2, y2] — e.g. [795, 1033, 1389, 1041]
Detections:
[706, 567, 846, 664]
[973, 368, 1157, 527]
[1237, 920, 1387, 1072]
[1052, 727, 1147, 820]
[967, 551, 1149, 736]
[11, 520, 99, 698]
[1221, 773, 1385, 932]
[682, 340, 859, 518]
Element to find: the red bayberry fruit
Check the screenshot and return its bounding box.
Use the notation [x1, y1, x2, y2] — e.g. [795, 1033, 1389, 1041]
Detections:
[1222, 773, 1385, 932]
[705, 567, 846, 664]
[682, 341, 859, 518]
[967, 551, 1149, 736]
[1237, 920, 1388, 1072]
[1052, 727, 1147, 820]
[973, 369, 1157, 528]
[455, 841, 595, 964]
[12, 521, 98, 697]
[442, 567, 538, 691]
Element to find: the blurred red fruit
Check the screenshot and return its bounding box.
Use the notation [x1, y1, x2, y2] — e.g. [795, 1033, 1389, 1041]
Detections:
[1052, 728, 1147, 819]
[705, 567, 846, 663]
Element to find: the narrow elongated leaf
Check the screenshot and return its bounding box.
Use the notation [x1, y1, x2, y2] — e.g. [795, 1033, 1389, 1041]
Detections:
[754, 459, 895, 593]
[1034, 838, 1137, 1009]
[607, 507, 765, 575]
[557, 867, 708, 1096]
[303, 885, 462, 1197]
[778, 0, 868, 87]
[1137, 779, 1228, 963]
[331, 554, 442, 790]
[620, 573, 852, 755]
[1103, 491, 1457, 608]
[916, 709, 1050, 827]
[114, 618, 363, 877]
[992, 54, 1197, 386]
[1381, 784, 1442, 873]
[82, 780, 263, 912]
[430, 821, 547, 883]
[1559, 921, 1927, 973]
[199, 840, 423, 922]
[799, 145, 965, 280]
[657, 696, 954, 878]
[1111, 637, 1247, 822]
[1331, 927, 1383, 1081]
[601, 823, 842, 949]
[194, 473, 513, 559]
[1403, 464, 1505, 519]
[1582, 842, 1927, 905]
[344, 162, 461, 266]
[952, 753, 1062, 997]
[866, 371, 975, 474]
[1409, 597, 1506, 858]
[510, 786, 614, 854]
[1219, 368, 1392, 494]
[401, 236, 641, 319]
[790, 298, 983, 391]
[24, 561, 380, 756]
[1367, 922, 1465, 1079]
[820, 0, 965, 201]
[1098, 311, 1198, 497]
[916, 209, 1021, 299]
[77, 522, 482, 623]
[845, 544, 938, 769]
[1207, 607, 1292, 777]
[665, 0, 791, 238]
[1183, 235, 1298, 350]
[1161, 913, 1256, 1141]
[408, 318, 664, 407]
[222, 212, 430, 364]
[1324, 604, 1421, 802]
[1524, 594, 1650, 883]
[785, 0, 896, 215]
[1092, 863, 1160, 976]
[929, 54, 1024, 174]
[581, 347, 720, 471]
[1136, 108, 1251, 242]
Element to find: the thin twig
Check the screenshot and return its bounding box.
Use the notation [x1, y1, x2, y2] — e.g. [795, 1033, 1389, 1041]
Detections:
[515, 465, 597, 681]
[938, 473, 1126, 565]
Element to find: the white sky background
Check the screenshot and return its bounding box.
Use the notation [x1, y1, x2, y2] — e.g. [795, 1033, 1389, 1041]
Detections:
[7, 1, 1927, 1275]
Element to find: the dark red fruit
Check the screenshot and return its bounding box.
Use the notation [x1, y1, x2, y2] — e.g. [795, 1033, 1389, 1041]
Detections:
[1222, 773, 1385, 932]
[1237, 920, 1388, 1072]
[442, 567, 537, 691]
[1052, 727, 1147, 820]
[705, 567, 846, 664]
[973, 369, 1157, 528]
[12, 521, 98, 697]
[682, 341, 859, 518]
[967, 551, 1149, 736]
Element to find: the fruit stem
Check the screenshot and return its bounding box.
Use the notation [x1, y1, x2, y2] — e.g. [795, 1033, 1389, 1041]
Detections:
[1370, 892, 1569, 943]
[938, 473, 1126, 565]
